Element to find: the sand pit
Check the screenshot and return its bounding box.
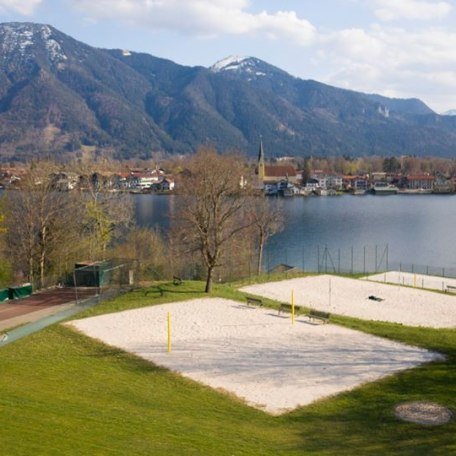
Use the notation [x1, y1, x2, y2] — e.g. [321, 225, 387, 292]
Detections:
[241, 275, 456, 328]
[68, 298, 441, 415]
[366, 271, 456, 293]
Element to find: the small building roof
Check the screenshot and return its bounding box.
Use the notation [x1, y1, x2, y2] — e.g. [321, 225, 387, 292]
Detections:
[268, 263, 300, 274]
[264, 165, 297, 177]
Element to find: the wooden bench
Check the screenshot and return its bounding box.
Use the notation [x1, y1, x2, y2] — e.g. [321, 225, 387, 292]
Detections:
[173, 276, 183, 286]
[246, 297, 263, 307]
[278, 303, 302, 315]
[308, 309, 330, 324]
[446, 285, 456, 294]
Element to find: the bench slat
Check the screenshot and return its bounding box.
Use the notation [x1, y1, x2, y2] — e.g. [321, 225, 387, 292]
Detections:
[278, 303, 302, 315]
[308, 309, 330, 323]
[246, 297, 263, 307]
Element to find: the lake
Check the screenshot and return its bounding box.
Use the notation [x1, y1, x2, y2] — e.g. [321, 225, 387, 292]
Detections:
[135, 193, 456, 276]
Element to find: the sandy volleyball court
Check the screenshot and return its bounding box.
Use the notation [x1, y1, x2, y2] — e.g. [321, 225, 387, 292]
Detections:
[366, 271, 456, 293]
[68, 298, 441, 415]
[241, 275, 456, 328]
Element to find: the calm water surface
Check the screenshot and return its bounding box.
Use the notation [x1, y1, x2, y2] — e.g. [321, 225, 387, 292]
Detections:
[136, 193, 456, 271]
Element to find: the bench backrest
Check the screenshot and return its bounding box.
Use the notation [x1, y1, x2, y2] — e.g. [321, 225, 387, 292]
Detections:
[309, 309, 330, 319]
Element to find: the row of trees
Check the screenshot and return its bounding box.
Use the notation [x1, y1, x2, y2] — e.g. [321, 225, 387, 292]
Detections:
[0, 161, 133, 289]
[0, 149, 284, 292]
[4, 148, 452, 293]
[295, 155, 456, 178]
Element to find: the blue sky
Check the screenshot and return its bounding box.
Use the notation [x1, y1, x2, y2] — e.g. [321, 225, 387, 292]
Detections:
[1, 0, 455, 113]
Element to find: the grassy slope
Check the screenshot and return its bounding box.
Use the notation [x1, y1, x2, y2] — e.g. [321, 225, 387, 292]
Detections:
[1, 280, 455, 455]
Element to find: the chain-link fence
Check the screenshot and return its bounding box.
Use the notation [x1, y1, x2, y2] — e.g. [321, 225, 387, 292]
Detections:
[221, 244, 456, 283]
[73, 259, 138, 304]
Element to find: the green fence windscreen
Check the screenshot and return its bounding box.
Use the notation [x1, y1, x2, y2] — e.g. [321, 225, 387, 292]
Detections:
[8, 284, 33, 300]
[74, 261, 113, 287]
[0, 288, 9, 302]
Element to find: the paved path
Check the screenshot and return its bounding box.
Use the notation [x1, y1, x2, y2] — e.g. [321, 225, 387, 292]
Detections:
[0, 287, 97, 331]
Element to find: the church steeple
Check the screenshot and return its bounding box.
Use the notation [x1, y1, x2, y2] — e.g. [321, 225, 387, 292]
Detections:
[257, 137, 265, 182]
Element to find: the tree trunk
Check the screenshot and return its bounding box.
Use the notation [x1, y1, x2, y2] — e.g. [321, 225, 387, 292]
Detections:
[205, 265, 213, 293]
[28, 250, 34, 286]
[257, 232, 265, 275]
[40, 226, 46, 289]
[40, 250, 45, 289]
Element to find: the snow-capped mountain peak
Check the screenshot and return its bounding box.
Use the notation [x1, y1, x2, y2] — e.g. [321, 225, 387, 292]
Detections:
[210, 55, 252, 72]
[209, 55, 292, 83]
[443, 109, 456, 116]
[1, 23, 36, 57]
[0, 23, 67, 63]
[40, 24, 67, 62]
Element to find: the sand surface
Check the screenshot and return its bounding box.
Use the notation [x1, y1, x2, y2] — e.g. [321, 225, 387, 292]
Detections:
[241, 275, 456, 328]
[68, 298, 440, 415]
[366, 271, 456, 293]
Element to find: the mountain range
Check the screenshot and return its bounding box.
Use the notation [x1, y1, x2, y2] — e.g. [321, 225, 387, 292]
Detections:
[1, 22, 456, 161]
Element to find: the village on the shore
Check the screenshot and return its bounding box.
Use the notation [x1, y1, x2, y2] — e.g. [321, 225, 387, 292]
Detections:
[259, 165, 455, 196]
[1, 142, 455, 196]
[0, 166, 176, 193]
[256, 142, 455, 196]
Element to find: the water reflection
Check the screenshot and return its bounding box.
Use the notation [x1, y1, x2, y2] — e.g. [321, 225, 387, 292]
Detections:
[134, 193, 456, 270]
[134, 194, 176, 231]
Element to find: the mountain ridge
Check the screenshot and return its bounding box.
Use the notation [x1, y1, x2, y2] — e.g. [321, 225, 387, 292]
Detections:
[1, 22, 455, 161]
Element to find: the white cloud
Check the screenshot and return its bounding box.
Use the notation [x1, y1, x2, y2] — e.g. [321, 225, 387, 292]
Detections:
[315, 24, 456, 111]
[71, 0, 316, 44]
[0, 0, 42, 15]
[374, 0, 452, 21]
[257, 10, 316, 45]
[321, 28, 385, 60]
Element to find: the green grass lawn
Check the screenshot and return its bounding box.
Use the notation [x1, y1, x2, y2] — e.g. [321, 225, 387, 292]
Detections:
[1, 280, 455, 455]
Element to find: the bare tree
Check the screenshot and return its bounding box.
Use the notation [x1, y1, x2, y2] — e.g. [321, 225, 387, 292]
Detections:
[72, 159, 134, 260]
[112, 227, 170, 281]
[83, 194, 133, 260]
[4, 161, 82, 288]
[176, 148, 252, 292]
[248, 197, 284, 275]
